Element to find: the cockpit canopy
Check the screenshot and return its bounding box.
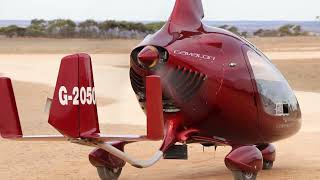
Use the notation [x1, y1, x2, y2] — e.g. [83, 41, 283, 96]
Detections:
[245, 48, 299, 117]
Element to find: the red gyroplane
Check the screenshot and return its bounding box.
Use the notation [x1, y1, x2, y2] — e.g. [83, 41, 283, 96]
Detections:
[0, 0, 301, 180]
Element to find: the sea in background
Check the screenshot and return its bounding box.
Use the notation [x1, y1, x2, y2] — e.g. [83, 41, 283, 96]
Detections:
[205, 21, 320, 33]
[0, 20, 31, 28]
[1, 20, 319, 33]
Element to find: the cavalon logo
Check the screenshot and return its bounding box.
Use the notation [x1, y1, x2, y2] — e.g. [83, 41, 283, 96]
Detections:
[173, 50, 216, 61]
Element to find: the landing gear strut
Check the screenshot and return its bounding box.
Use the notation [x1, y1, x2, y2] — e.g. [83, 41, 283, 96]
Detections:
[256, 144, 276, 170]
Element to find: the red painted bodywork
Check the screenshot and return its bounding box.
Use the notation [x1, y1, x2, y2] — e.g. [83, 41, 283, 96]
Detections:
[47, 54, 164, 140]
[0, 78, 22, 138]
[225, 146, 263, 172]
[160, 113, 184, 152]
[257, 144, 276, 162]
[130, 0, 301, 146]
[48, 53, 99, 138]
[146, 76, 164, 140]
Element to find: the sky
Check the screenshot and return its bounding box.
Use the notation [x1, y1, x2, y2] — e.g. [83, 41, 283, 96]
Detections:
[0, 0, 319, 21]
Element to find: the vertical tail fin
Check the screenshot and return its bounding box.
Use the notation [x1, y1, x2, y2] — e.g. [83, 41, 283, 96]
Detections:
[48, 53, 99, 138]
[0, 78, 23, 138]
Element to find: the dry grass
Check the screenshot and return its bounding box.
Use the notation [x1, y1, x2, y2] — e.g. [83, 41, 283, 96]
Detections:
[0, 37, 140, 54]
[249, 36, 320, 52]
[0, 36, 320, 54]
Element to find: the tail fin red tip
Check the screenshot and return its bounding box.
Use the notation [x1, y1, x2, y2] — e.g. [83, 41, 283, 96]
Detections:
[0, 78, 23, 138]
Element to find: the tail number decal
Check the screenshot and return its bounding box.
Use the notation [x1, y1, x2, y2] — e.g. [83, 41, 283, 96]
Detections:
[59, 86, 96, 106]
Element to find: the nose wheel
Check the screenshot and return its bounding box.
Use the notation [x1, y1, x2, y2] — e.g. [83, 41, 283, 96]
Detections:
[225, 146, 263, 180]
[262, 160, 274, 170]
[89, 146, 126, 180]
[96, 167, 123, 180]
[232, 171, 257, 180]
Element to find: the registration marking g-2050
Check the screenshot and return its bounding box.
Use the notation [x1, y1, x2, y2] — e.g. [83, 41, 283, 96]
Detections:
[58, 86, 96, 106]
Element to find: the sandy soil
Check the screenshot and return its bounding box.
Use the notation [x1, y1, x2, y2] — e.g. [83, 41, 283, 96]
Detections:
[0, 37, 320, 179]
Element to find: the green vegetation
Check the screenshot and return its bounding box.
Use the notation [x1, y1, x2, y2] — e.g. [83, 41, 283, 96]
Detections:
[145, 21, 166, 32]
[0, 27, 4, 34]
[254, 29, 279, 37]
[218, 25, 248, 37]
[0, 25, 26, 38]
[218, 24, 310, 38]
[278, 24, 307, 36]
[47, 19, 77, 38]
[0, 19, 313, 39]
[98, 20, 155, 38]
[25, 19, 47, 37]
[0, 19, 165, 39]
[78, 19, 99, 38]
[254, 24, 309, 37]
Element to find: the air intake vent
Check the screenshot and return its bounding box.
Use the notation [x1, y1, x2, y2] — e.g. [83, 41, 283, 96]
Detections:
[130, 68, 145, 98]
[169, 66, 206, 102]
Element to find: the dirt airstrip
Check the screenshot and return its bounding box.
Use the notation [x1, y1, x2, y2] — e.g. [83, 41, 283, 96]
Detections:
[0, 37, 320, 180]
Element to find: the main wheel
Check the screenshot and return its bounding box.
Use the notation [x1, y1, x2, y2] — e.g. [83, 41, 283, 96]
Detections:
[232, 171, 257, 180]
[262, 160, 274, 170]
[96, 166, 122, 180]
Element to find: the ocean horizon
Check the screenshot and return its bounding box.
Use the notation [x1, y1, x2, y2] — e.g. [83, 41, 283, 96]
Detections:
[0, 20, 319, 33]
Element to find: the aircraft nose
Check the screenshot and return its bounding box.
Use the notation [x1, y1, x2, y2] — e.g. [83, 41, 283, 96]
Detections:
[137, 46, 160, 68]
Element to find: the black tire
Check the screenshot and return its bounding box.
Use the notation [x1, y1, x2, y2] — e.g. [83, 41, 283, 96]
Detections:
[263, 160, 274, 170]
[232, 171, 257, 180]
[96, 166, 122, 180]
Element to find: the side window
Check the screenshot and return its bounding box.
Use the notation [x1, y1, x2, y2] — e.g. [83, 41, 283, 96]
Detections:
[246, 49, 298, 116]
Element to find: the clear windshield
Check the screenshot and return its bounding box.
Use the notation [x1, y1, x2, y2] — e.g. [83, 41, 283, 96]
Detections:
[246, 49, 299, 116]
